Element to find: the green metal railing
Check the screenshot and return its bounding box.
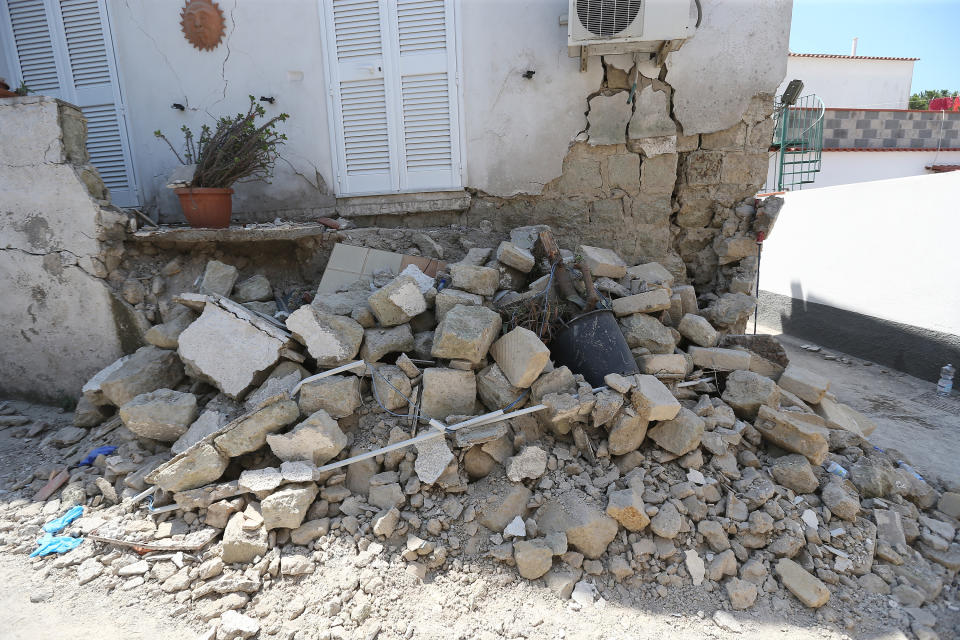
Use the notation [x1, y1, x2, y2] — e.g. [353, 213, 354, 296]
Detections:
[767, 93, 825, 192]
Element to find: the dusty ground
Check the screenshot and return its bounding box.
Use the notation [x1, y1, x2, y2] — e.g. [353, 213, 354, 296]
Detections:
[1, 332, 958, 640]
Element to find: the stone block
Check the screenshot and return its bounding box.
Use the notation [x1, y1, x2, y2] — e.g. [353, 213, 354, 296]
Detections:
[588, 94, 631, 145]
[721, 153, 769, 186]
[285, 307, 363, 367]
[267, 409, 347, 465]
[372, 365, 413, 411]
[119, 389, 198, 442]
[178, 304, 286, 399]
[535, 490, 618, 559]
[200, 260, 238, 297]
[144, 310, 195, 349]
[771, 454, 819, 494]
[628, 86, 675, 139]
[775, 558, 830, 608]
[626, 262, 674, 287]
[298, 375, 360, 419]
[721, 370, 779, 419]
[636, 354, 688, 375]
[688, 346, 751, 371]
[221, 512, 268, 564]
[489, 327, 550, 388]
[149, 442, 229, 493]
[367, 275, 427, 327]
[506, 446, 548, 482]
[477, 363, 524, 411]
[496, 241, 535, 273]
[369, 483, 405, 510]
[607, 407, 648, 455]
[478, 484, 532, 532]
[619, 313, 676, 353]
[577, 245, 627, 279]
[939, 492, 960, 519]
[606, 153, 640, 194]
[677, 313, 718, 347]
[513, 539, 553, 579]
[630, 374, 681, 421]
[814, 397, 865, 436]
[98, 346, 185, 407]
[421, 368, 476, 421]
[261, 483, 319, 530]
[705, 293, 756, 329]
[647, 407, 704, 456]
[684, 150, 723, 186]
[233, 274, 272, 303]
[214, 400, 301, 458]
[431, 304, 502, 364]
[434, 289, 483, 323]
[450, 263, 499, 296]
[612, 289, 672, 316]
[779, 365, 830, 404]
[715, 235, 758, 265]
[531, 366, 577, 403]
[360, 324, 415, 362]
[754, 405, 829, 465]
[606, 488, 649, 531]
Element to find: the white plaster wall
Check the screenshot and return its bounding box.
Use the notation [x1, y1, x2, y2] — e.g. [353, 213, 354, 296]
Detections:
[759, 171, 960, 336]
[766, 150, 960, 191]
[777, 57, 915, 110]
[665, 0, 792, 136]
[105, 0, 334, 219]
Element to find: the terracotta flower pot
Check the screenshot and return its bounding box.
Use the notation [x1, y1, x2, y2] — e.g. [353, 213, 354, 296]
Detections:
[174, 187, 234, 228]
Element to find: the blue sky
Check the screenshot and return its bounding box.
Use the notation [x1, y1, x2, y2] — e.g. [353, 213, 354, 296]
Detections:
[789, 0, 960, 94]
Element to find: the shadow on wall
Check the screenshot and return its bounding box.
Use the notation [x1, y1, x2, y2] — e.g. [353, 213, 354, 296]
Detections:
[758, 281, 960, 384]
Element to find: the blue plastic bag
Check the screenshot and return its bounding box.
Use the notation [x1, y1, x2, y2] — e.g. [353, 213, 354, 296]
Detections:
[30, 533, 83, 558]
[77, 445, 118, 467]
[42, 505, 84, 534]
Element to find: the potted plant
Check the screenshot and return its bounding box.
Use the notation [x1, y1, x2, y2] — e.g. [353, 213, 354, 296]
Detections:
[155, 96, 289, 228]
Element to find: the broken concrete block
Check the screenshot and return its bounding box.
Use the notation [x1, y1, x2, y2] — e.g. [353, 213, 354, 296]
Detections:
[261, 483, 318, 530]
[606, 488, 649, 531]
[367, 275, 427, 327]
[678, 314, 718, 348]
[200, 260, 238, 297]
[489, 327, 550, 389]
[612, 289, 672, 317]
[285, 307, 363, 367]
[243, 363, 305, 411]
[214, 400, 301, 458]
[587, 93, 632, 145]
[144, 310, 195, 349]
[178, 303, 287, 399]
[688, 346, 751, 371]
[592, 390, 623, 428]
[754, 405, 829, 465]
[496, 241, 535, 273]
[372, 365, 413, 411]
[477, 363, 524, 412]
[506, 446, 548, 481]
[421, 368, 476, 421]
[628, 85, 675, 139]
[360, 324, 415, 362]
[536, 490, 618, 559]
[576, 245, 627, 279]
[149, 442, 229, 493]
[619, 313, 676, 354]
[478, 484, 532, 532]
[298, 375, 361, 419]
[233, 274, 272, 303]
[721, 370, 779, 419]
[531, 366, 577, 403]
[431, 304, 502, 364]
[97, 346, 185, 407]
[779, 364, 830, 404]
[118, 389, 198, 442]
[221, 511, 268, 564]
[704, 293, 756, 329]
[513, 539, 553, 579]
[821, 479, 861, 521]
[414, 436, 455, 485]
[814, 396, 865, 436]
[635, 354, 688, 376]
[647, 408, 705, 456]
[450, 263, 499, 296]
[775, 558, 830, 608]
[771, 454, 819, 494]
[267, 409, 347, 466]
[630, 374, 681, 421]
[626, 262, 675, 287]
[434, 289, 483, 324]
[369, 482, 405, 510]
[238, 467, 283, 496]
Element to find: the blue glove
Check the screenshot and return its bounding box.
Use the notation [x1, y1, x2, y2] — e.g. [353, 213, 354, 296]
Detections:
[42, 505, 84, 534]
[30, 533, 84, 557]
[77, 445, 118, 467]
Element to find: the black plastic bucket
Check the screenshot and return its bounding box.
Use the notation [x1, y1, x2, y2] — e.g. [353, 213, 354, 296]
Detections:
[549, 309, 639, 387]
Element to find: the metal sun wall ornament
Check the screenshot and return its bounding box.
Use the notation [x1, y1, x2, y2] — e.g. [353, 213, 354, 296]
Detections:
[181, 0, 226, 51]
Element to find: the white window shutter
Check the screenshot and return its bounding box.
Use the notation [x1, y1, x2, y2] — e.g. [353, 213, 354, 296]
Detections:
[1, 0, 139, 207]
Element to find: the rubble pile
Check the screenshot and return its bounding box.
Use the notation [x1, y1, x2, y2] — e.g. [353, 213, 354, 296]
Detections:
[3, 214, 959, 640]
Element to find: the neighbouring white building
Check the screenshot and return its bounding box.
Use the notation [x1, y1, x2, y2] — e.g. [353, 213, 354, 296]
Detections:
[777, 52, 917, 111]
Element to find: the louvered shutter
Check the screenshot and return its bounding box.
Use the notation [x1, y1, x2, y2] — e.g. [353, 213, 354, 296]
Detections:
[391, 0, 460, 191]
[1, 0, 139, 206]
[324, 0, 398, 195]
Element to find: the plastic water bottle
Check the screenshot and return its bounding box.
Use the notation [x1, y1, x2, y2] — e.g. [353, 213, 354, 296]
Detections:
[937, 364, 955, 396]
[824, 461, 848, 479]
[897, 461, 924, 482]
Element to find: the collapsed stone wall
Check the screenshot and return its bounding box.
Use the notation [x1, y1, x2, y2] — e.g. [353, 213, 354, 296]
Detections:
[0, 97, 139, 403]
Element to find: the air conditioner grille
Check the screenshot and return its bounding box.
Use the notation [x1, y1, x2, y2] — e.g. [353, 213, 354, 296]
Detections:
[576, 0, 642, 38]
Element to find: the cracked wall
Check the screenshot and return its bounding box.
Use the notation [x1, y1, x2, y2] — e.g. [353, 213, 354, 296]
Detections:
[0, 97, 139, 403]
[107, 0, 335, 223]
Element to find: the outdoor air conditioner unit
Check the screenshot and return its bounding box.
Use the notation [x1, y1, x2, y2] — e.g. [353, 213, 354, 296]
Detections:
[568, 0, 694, 57]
